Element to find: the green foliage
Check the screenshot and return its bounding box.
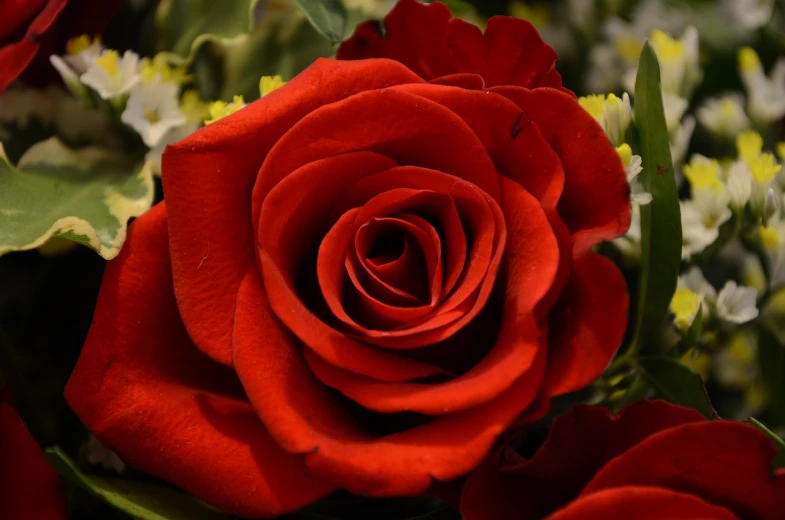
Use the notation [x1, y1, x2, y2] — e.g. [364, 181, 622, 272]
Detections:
[637, 357, 716, 419]
[0, 139, 154, 260]
[629, 41, 683, 353]
[46, 447, 228, 520]
[746, 418, 785, 470]
[294, 0, 347, 43]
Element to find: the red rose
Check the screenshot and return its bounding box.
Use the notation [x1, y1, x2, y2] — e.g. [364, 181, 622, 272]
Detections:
[0, 401, 67, 519]
[462, 400, 785, 520]
[0, 0, 120, 93]
[65, 3, 630, 517]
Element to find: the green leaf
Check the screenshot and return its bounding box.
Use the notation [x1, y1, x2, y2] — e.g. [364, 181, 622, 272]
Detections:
[0, 139, 154, 260]
[758, 328, 785, 427]
[294, 0, 347, 43]
[630, 41, 682, 353]
[154, 0, 253, 56]
[746, 418, 785, 469]
[45, 447, 228, 520]
[637, 357, 716, 419]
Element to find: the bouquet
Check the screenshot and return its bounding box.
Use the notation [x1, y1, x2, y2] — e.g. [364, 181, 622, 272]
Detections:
[1, 0, 784, 518]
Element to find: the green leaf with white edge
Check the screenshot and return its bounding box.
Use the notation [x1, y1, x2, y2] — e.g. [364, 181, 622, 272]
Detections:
[294, 0, 347, 43]
[45, 447, 228, 520]
[758, 327, 785, 427]
[637, 357, 716, 419]
[154, 0, 254, 56]
[0, 139, 154, 260]
[630, 41, 682, 353]
[746, 418, 785, 469]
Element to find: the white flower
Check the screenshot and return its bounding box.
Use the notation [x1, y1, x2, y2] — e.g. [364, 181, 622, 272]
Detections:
[716, 280, 759, 323]
[738, 47, 785, 125]
[697, 93, 752, 139]
[726, 160, 753, 209]
[650, 27, 702, 96]
[578, 93, 632, 147]
[50, 35, 103, 95]
[145, 122, 198, 174]
[663, 92, 689, 133]
[670, 115, 695, 166]
[680, 189, 732, 259]
[680, 266, 717, 304]
[616, 144, 652, 205]
[723, 0, 775, 30]
[121, 81, 186, 147]
[81, 50, 141, 99]
[87, 435, 125, 474]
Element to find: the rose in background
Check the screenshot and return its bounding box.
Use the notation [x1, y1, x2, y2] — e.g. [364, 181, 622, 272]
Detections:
[0, 0, 121, 93]
[462, 400, 785, 520]
[0, 392, 67, 519]
[64, 1, 631, 517]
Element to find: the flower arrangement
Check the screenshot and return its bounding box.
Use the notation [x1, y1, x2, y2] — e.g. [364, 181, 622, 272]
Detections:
[0, 1, 783, 519]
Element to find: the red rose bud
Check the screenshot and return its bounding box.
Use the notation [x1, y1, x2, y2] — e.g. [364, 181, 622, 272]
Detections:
[462, 400, 785, 520]
[65, 1, 630, 516]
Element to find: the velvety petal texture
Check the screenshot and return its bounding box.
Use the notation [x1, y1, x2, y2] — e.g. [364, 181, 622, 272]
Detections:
[69, 1, 631, 516]
[0, 402, 67, 519]
[338, 0, 566, 91]
[461, 400, 785, 520]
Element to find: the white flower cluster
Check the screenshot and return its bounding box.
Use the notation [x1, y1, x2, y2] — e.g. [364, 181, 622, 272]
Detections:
[48, 36, 287, 173]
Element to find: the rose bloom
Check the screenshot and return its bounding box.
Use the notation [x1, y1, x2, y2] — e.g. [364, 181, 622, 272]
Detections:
[0, 0, 120, 93]
[462, 400, 785, 520]
[0, 399, 67, 519]
[66, 0, 630, 517]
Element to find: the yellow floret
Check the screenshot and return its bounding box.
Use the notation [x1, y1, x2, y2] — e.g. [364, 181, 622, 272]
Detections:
[671, 287, 700, 329]
[259, 75, 286, 96]
[96, 50, 120, 77]
[616, 143, 632, 167]
[759, 225, 780, 248]
[204, 95, 245, 125]
[650, 30, 685, 62]
[683, 156, 723, 191]
[737, 130, 763, 164]
[66, 35, 99, 55]
[748, 153, 781, 184]
[738, 46, 761, 73]
[578, 94, 605, 121]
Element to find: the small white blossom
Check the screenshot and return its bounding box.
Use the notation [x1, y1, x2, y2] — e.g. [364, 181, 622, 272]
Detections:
[81, 50, 141, 99]
[738, 47, 785, 125]
[670, 115, 695, 166]
[726, 160, 753, 209]
[681, 189, 732, 259]
[723, 0, 775, 30]
[663, 92, 689, 133]
[716, 280, 759, 323]
[697, 93, 752, 139]
[87, 435, 125, 474]
[50, 36, 103, 95]
[121, 81, 186, 147]
[616, 144, 652, 205]
[680, 266, 717, 303]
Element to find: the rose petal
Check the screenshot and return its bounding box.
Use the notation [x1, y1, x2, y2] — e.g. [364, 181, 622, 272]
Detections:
[337, 0, 563, 90]
[582, 421, 785, 520]
[461, 400, 705, 520]
[0, 0, 68, 93]
[162, 58, 423, 366]
[548, 487, 739, 520]
[493, 86, 631, 253]
[0, 0, 46, 40]
[302, 176, 557, 415]
[234, 266, 547, 496]
[543, 252, 629, 396]
[65, 203, 333, 518]
[389, 83, 572, 313]
[0, 403, 67, 520]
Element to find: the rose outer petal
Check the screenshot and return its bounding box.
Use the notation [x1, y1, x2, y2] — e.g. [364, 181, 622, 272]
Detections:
[0, 0, 68, 93]
[548, 487, 739, 520]
[581, 421, 785, 520]
[233, 266, 547, 497]
[461, 400, 705, 520]
[65, 203, 333, 518]
[493, 86, 631, 254]
[543, 252, 629, 396]
[162, 58, 424, 367]
[0, 403, 67, 520]
[337, 0, 563, 90]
